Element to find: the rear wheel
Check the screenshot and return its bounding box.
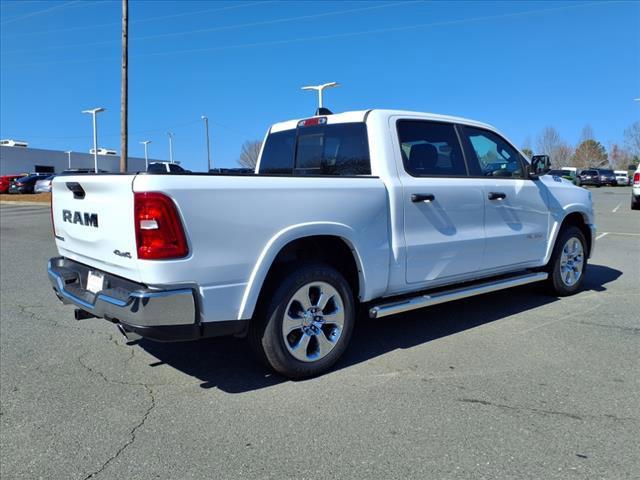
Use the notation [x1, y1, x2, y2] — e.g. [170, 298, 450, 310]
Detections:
[249, 262, 355, 379]
[547, 226, 587, 296]
[631, 196, 640, 210]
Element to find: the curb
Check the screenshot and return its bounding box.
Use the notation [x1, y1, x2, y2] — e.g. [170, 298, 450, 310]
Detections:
[0, 201, 50, 206]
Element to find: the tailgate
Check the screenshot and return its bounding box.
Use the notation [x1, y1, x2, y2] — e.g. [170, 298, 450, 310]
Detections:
[52, 175, 142, 282]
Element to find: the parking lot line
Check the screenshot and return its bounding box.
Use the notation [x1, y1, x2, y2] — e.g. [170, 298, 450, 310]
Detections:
[612, 203, 621, 213]
[596, 232, 608, 240]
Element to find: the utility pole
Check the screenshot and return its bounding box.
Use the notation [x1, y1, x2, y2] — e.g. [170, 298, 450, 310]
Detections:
[167, 131, 174, 163]
[120, 0, 128, 173]
[65, 151, 72, 169]
[201, 115, 211, 171]
[140, 140, 151, 171]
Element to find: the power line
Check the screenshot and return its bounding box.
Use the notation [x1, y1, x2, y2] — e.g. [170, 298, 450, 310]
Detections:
[1, 1, 418, 55]
[0, 0, 82, 26]
[0, 1, 276, 38]
[3, 1, 610, 68]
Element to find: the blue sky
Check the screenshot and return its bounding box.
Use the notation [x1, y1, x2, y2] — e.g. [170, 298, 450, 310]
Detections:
[1, 0, 639, 171]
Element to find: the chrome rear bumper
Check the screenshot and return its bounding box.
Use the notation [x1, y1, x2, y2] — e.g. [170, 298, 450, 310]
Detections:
[48, 256, 196, 327]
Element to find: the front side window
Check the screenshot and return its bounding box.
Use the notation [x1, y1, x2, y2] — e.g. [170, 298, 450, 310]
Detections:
[396, 120, 467, 177]
[462, 127, 524, 179]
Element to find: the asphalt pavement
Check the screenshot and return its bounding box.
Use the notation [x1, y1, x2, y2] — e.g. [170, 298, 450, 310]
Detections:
[1, 187, 638, 480]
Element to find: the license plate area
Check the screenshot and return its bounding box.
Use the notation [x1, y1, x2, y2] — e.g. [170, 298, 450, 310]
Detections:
[86, 271, 105, 294]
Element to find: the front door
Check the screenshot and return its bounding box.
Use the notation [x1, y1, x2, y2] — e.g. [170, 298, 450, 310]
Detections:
[459, 125, 550, 270]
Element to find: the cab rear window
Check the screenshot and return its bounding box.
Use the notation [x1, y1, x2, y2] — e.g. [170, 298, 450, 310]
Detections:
[259, 122, 371, 176]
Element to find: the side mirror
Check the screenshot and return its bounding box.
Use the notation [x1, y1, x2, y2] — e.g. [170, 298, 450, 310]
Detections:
[530, 155, 551, 177]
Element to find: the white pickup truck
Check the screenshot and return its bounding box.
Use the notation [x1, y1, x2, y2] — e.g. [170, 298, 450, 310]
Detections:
[48, 109, 596, 378]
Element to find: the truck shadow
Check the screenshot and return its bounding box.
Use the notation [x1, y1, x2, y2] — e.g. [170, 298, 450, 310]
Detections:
[137, 264, 621, 393]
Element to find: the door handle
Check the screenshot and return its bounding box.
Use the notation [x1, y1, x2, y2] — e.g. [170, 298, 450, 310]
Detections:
[411, 193, 435, 203]
[488, 192, 506, 200]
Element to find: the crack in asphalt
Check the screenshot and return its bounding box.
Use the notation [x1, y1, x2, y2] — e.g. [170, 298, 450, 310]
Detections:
[574, 320, 640, 334]
[77, 353, 157, 480]
[81, 385, 156, 480]
[458, 398, 638, 423]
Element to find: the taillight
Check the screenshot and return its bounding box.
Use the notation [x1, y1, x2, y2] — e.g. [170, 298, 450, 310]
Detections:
[634, 173, 640, 185]
[134, 192, 188, 260]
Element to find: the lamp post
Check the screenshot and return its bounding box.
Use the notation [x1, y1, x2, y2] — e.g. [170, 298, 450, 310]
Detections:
[167, 131, 174, 163]
[201, 115, 211, 171]
[82, 107, 105, 173]
[140, 140, 151, 171]
[65, 150, 72, 169]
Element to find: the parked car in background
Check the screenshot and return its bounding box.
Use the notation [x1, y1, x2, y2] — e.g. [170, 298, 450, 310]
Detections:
[597, 169, 617, 186]
[578, 169, 601, 187]
[548, 169, 580, 186]
[614, 170, 630, 186]
[34, 175, 55, 193]
[147, 162, 188, 173]
[0, 174, 27, 193]
[8, 173, 50, 194]
[632, 166, 640, 210]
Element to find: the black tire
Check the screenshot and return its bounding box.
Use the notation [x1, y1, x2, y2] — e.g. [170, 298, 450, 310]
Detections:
[248, 262, 355, 379]
[632, 196, 640, 210]
[546, 226, 588, 296]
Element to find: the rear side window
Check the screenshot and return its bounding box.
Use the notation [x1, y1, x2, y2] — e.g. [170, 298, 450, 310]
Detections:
[259, 123, 371, 176]
[396, 120, 467, 177]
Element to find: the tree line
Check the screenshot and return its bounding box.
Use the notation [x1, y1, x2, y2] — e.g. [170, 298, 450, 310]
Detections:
[521, 121, 639, 170]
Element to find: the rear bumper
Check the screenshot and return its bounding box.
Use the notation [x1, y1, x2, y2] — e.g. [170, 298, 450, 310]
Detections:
[48, 256, 247, 341]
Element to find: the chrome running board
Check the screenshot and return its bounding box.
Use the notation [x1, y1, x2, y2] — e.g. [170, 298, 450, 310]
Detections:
[369, 272, 548, 319]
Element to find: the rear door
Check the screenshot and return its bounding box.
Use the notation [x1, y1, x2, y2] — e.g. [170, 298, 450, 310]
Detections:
[393, 118, 486, 286]
[51, 174, 141, 281]
[459, 126, 549, 270]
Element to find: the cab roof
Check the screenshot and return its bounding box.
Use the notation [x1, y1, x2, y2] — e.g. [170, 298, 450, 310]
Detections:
[269, 109, 495, 133]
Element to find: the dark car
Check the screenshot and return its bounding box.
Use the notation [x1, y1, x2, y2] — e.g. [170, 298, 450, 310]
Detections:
[578, 169, 601, 187]
[8, 173, 50, 194]
[596, 169, 617, 186]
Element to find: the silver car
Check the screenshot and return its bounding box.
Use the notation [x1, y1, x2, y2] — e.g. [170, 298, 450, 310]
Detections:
[34, 175, 55, 193]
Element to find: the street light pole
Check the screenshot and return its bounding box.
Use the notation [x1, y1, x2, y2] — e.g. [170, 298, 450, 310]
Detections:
[167, 131, 174, 163]
[140, 140, 151, 171]
[82, 107, 105, 173]
[201, 115, 211, 171]
[65, 151, 72, 169]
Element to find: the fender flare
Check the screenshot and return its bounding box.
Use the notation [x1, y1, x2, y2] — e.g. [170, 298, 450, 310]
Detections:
[236, 222, 366, 320]
[542, 205, 593, 265]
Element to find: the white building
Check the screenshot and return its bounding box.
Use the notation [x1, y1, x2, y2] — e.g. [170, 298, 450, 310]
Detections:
[0, 144, 164, 175]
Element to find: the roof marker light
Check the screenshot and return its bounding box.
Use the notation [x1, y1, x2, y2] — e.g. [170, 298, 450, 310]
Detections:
[297, 117, 327, 128]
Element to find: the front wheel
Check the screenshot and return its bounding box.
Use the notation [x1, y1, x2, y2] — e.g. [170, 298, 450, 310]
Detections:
[249, 262, 355, 379]
[547, 226, 587, 296]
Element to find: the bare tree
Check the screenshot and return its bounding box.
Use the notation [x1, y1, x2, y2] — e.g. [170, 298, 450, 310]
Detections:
[238, 140, 263, 169]
[555, 143, 574, 167]
[521, 136, 533, 159]
[580, 125, 595, 142]
[535, 127, 563, 167]
[623, 121, 640, 160]
[608, 143, 633, 170]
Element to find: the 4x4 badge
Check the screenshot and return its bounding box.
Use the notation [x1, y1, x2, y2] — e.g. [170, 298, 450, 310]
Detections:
[113, 249, 132, 259]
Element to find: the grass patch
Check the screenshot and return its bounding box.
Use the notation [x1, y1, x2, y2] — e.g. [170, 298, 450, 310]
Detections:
[0, 193, 51, 203]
